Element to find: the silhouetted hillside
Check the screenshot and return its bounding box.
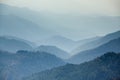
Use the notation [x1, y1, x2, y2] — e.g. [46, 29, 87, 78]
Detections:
[23, 52, 120, 80]
[0, 50, 65, 80]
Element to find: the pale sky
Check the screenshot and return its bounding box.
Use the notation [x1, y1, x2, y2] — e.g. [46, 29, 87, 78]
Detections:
[0, 0, 120, 16]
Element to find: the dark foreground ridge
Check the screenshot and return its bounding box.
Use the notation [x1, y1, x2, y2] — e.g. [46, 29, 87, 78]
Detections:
[24, 52, 120, 80]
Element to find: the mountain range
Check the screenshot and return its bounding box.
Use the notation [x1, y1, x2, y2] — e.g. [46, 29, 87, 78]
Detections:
[0, 3, 120, 42]
[0, 50, 65, 80]
[0, 3, 120, 80]
[68, 37, 120, 64]
[73, 31, 120, 54]
[0, 35, 71, 59]
[23, 52, 120, 80]
[37, 36, 102, 53]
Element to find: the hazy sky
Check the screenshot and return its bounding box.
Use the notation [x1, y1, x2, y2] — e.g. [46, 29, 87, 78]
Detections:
[0, 0, 120, 40]
[1, 0, 120, 16]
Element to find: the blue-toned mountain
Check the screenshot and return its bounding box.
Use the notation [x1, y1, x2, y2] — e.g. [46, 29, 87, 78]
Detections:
[69, 37, 120, 64]
[0, 50, 65, 80]
[23, 52, 120, 80]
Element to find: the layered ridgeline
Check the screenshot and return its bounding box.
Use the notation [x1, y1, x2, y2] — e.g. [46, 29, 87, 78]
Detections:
[68, 37, 120, 64]
[38, 35, 76, 52]
[1, 3, 120, 52]
[0, 13, 96, 53]
[38, 36, 101, 53]
[0, 14, 53, 41]
[0, 36, 32, 52]
[1, 3, 120, 34]
[23, 52, 120, 80]
[0, 50, 65, 80]
[0, 36, 70, 59]
[1, 36, 36, 47]
[73, 31, 120, 54]
[36, 45, 70, 59]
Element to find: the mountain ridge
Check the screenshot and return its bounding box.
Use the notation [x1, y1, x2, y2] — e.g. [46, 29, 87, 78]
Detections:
[36, 45, 70, 59]
[0, 50, 66, 80]
[73, 30, 120, 54]
[68, 37, 120, 64]
[23, 52, 120, 80]
[0, 36, 32, 52]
